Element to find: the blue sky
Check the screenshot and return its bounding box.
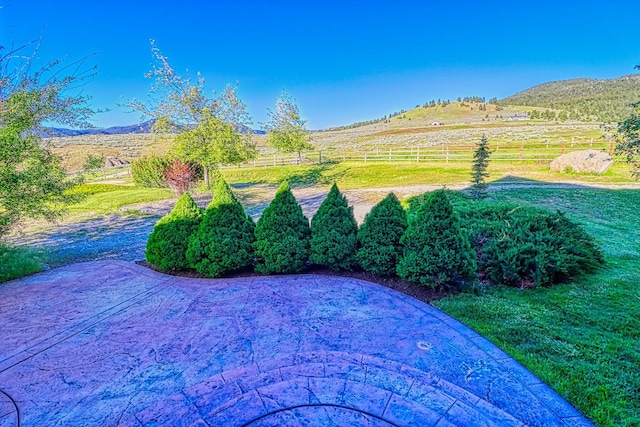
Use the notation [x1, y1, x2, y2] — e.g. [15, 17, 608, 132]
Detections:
[2, 1, 639, 129]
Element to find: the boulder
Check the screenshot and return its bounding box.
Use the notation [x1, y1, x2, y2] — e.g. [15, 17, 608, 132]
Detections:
[550, 149, 613, 174]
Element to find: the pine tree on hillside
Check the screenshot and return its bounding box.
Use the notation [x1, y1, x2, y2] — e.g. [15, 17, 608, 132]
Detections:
[186, 178, 255, 277]
[310, 184, 359, 270]
[397, 190, 476, 287]
[253, 182, 311, 274]
[471, 134, 491, 200]
[356, 192, 407, 275]
[146, 192, 203, 271]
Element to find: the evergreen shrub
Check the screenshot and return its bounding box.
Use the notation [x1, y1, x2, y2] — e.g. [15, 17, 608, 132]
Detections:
[186, 179, 254, 277]
[131, 154, 172, 188]
[253, 182, 310, 274]
[459, 203, 604, 288]
[146, 192, 203, 271]
[397, 190, 476, 286]
[357, 192, 407, 275]
[310, 184, 359, 270]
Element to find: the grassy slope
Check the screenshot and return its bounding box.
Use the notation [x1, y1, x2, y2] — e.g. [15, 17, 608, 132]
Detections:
[49, 102, 607, 170]
[434, 188, 640, 427]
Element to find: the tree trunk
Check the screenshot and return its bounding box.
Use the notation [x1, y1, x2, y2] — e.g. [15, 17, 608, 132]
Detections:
[204, 167, 210, 190]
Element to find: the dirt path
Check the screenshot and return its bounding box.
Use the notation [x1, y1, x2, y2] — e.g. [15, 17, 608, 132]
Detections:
[8, 181, 640, 268]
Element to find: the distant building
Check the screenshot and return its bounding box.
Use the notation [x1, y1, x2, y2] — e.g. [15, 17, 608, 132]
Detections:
[507, 114, 529, 121]
[430, 121, 444, 126]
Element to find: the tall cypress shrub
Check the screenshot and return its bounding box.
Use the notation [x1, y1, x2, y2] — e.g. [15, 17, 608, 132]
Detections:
[146, 192, 203, 271]
[253, 182, 310, 274]
[397, 190, 476, 286]
[310, 183, 358, 270]
[186, 178, 254, 277]
[357, 192, 407, 275]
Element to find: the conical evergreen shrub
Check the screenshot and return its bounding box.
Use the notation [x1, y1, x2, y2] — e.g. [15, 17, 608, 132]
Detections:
[310, 183, 358, 270]
[397, 189, 476, 286]
[357, 192, 407, 275]
[254, 182, 310, 274]
[146, 192, 203, 271]
[186, 178, 255, 277]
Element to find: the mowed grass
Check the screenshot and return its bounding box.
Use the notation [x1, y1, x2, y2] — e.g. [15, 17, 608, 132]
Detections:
[220, 160, 635, 189]
[66, 184, 172, 215]
[433, 187, 640, 427]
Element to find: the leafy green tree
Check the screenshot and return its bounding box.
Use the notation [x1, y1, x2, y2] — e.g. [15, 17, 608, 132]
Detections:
[357, 193, 407, 275]
[616, 66, 640, 179]
[146, 192, 203, 271]
[310, 184, 358, 270]
[254, 182, 310, 274]
[186, 178, 255, 277]
[470, 134, 492, 200]
[397, 190, 476, 287]
[0, 40, 93, 237]
[171, 108, 256, 184]
[128, 41, 256, 189]
[83, 153, 105, 176]
[264, 92, 313, 161]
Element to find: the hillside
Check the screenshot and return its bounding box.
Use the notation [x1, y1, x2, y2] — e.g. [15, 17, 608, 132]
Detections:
[501, 74, 640, 122]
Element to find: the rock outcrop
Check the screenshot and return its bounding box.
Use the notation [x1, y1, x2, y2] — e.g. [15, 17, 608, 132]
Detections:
[550, 149, 613, 174]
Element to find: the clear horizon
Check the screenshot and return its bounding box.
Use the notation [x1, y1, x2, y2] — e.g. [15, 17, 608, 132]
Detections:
[2, 0, 639, 129]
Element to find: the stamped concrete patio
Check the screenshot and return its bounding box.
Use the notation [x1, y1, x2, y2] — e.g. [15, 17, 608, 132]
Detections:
[0, 260, 592, 426]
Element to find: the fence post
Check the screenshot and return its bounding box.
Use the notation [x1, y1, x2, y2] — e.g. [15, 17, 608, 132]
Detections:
[590, 137, 593, 147]
[364, 150, 367, 163]
[446, 145, 449, 164]
[417, 146, 420, 162]
[609, 139, 614, 156]
[273, 154, 276, 166]
[571, 136, 575, 147]
[389, 148, 392, 161]
[520, 141, 524, 160]
[562, 143, 565, 155]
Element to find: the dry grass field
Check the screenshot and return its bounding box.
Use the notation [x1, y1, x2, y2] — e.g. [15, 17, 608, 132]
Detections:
[47, 102, 610, 172]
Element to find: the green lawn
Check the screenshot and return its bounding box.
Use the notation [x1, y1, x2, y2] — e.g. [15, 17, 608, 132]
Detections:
[433, 187, 640, 427]
[220, 160, 635, 189]
[66, 184, 173, 215]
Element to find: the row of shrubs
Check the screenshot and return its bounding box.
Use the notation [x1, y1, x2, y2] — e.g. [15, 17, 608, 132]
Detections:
[146, 180, 603, 288]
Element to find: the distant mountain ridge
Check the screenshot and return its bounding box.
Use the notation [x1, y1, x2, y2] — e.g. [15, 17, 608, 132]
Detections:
[44, 120, 156, 137]
[45, 120, 266, 137]
[501, 74, 640, 122]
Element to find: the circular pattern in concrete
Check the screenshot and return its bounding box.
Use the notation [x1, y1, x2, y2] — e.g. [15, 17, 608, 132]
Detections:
[0, 261, 592, 426]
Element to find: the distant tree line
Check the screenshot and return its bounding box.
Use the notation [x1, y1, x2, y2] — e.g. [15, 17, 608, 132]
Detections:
[502, 75, 640, 122]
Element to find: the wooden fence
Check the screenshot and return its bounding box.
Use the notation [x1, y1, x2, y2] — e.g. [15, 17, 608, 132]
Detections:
[224, 138, 618, 168]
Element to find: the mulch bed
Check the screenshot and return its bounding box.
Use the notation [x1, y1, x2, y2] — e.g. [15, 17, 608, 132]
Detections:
[136, 261, 459, 304]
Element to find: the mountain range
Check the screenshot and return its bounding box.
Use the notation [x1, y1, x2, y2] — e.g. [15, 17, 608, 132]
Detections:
[45, 120, 266, 137]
